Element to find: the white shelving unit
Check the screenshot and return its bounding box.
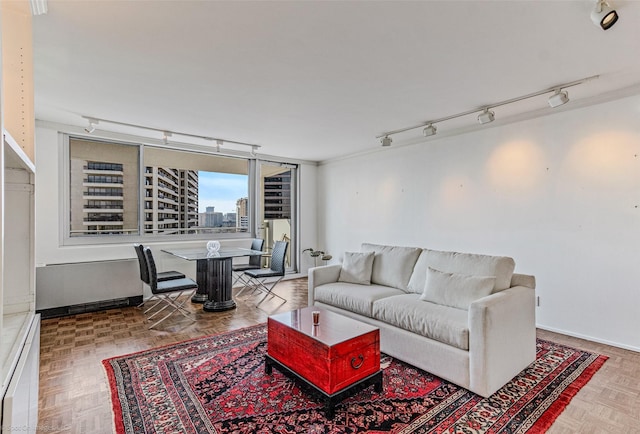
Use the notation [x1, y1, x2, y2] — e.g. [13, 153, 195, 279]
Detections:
[1, 128, 39, 434]
[0, 1, 40, 432]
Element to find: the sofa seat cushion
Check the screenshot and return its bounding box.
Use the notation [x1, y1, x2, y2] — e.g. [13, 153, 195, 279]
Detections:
[361, 243, 422, 291]
[314, 282, 406, 317]
[407, 249, 515, 294]
[372, 294, 470, 350]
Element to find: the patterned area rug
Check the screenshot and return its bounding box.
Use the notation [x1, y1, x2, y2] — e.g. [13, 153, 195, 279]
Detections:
[103, 325, 607, 433]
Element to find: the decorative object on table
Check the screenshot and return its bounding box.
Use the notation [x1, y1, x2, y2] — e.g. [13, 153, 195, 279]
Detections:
[312, 310, 320, 325]
[303, 248, 332, 266]
[206, 240, 221, 253]
[103, 324, 607, 434]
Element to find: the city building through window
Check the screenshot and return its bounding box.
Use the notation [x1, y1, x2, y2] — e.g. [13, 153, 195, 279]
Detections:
[69, 137, 253, 238]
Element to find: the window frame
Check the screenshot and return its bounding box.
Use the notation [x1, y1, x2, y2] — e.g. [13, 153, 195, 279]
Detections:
[61, 134, 258, 246]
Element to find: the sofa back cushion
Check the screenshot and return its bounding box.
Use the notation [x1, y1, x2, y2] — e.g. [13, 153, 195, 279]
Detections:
[361, 243, 422, 291]
[407, 249, 515, 294]
[338, 251, 375, 285]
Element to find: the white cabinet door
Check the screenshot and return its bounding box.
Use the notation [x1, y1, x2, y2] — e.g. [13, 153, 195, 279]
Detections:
[2, 315, 40, 434]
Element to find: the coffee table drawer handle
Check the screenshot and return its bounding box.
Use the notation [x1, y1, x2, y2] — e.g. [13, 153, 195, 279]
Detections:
[351, 354, 364, 369]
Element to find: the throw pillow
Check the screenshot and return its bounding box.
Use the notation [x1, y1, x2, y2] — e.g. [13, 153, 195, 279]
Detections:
[338, 251, 375, 285]
[420, 267, 496, 310]
[361, 243, 421, 290]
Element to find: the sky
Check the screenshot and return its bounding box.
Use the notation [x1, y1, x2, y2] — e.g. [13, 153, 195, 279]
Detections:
[198, 171, 248, 214]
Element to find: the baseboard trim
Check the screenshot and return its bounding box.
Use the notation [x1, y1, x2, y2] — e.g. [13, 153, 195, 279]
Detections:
[537, 324, 640, 353]
[37, 295, 143, 319]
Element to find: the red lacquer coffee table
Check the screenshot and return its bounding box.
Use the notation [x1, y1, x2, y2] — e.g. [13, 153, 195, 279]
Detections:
[266, 306, 382, 418]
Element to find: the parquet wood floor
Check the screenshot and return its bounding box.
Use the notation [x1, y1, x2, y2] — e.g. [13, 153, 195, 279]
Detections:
[38, 278, 640, 433]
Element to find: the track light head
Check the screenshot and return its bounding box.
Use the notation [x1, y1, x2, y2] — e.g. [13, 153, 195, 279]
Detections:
[591, 0, 618, 30]
[477, 109, 495, 125]
[548, 90, 569, 108]
[162, 131, 172, 144]
[423, 124, 437, 137]
[380, 136, 392, 147]
[84, 118, 98, 133]
[29, 0, 48, 16]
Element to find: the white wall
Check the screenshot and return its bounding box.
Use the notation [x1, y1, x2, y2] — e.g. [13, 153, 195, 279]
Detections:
[34, 126, 318, 306]
[298, 160, 319, 273]
[318, 94, 640, 352]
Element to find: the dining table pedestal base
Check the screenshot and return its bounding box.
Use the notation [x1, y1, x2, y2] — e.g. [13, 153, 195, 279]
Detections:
[202, 256, 236, 312]
[162, 247, 263, 312]
[191, 293, 208, 303]
[203, 299, 236, 312]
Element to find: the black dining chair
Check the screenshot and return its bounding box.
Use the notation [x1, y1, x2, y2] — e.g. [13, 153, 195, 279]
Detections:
[134, 244, 186, 311]
[144, 247, 198, 329]
[242, 240, 288, 307]
[233, 238, 264, 292]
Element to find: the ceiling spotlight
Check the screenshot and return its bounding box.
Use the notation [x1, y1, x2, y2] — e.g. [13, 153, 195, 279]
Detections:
[162, 131, 172, 144]
[548, 89, 569, 108]
[380, 136, 392, 147]
[591, 0, 618, 30]
[477, 109, 495, 125]
[423, 124, 437, 137]
[29, 0, 48, 16]
[84, 118, 98, 133]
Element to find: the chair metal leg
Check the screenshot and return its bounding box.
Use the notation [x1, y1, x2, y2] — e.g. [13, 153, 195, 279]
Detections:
[247, 276, 287, 306]
[256, 290, 287, 306]
[233, 273, 250, 293]
[145, 289, 192, 320]
[146, 300, 171, 321]
[142, 297, 163, 313]
[147, 290, 197, 329]
[232, 271, 247, 287]
[234, 270, 261, 295]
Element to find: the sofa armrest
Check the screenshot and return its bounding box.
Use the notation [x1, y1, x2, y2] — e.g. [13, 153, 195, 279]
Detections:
[510, 273, 535, 289]
[308, 264, 342, 306]
[468, 285, 536, 397]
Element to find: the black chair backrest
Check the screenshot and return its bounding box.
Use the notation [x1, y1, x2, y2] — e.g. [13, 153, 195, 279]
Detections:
[249, 238, 264, 267]
[143, 247, 159, 293]
[269, 241, 289, 275]
[134, 244, 150, 284]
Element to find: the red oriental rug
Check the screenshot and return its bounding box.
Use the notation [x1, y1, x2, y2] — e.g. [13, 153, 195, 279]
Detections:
[103, 325, 606, 433]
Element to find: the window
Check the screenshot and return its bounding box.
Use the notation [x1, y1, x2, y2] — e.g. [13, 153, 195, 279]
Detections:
[69, 138, 139, 237]
[142, 147, 248, 236]
[66, 137, 254, 240]
[258, 162, 297, 272]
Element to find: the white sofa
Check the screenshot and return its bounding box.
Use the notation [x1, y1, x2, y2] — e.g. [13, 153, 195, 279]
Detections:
[308, 243, 536, 397]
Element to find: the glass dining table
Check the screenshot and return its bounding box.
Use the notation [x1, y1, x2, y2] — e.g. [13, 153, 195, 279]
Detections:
[161, 247, 264, 312]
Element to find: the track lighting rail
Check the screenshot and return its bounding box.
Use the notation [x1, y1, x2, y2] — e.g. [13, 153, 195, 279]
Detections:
[376, 74, 599, 141]
[81, 115, 261, 153]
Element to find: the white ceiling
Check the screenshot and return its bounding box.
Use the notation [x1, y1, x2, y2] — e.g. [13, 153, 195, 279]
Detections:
[33, 0, 640, 162]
